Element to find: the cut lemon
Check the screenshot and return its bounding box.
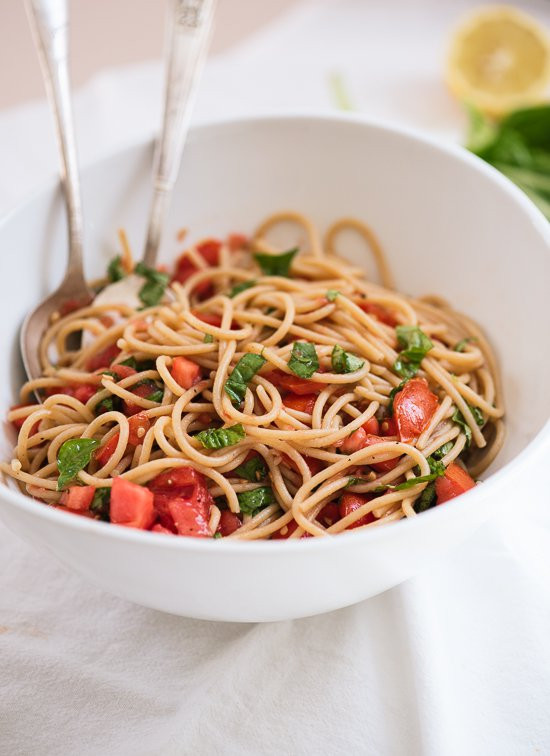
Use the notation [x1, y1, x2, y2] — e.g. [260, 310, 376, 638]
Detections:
[446, 5, 550, 116]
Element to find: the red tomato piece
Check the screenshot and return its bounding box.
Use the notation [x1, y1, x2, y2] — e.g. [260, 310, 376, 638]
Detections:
[95, 433, 121, 467]
[435, 463, 476, 504]
[110, 477, 155, 530]
[283, 393, 317, 413]
[109, 364, 137, 380]
[171, 356, 201, 390]
[86, 344, 121, 372]
[317, 502, 340, 528]
[265, 369, 323, 396]
[380, 416, 398, 436]
[9, 404, 36, 431]
[191, 310, 222, 328]
[123, 382, 158, 417]
[271, 519, 312, 539]
[167, 499, 212, 537]
[127, 412, 151, 446]
[281, 453, 323, 477]
[148, 466, 214, 532]
[73, 384, 97, 404]
[217, 510, 242, 536]
[151, 523, 174, 535]
[172, 239, 221, 297]
[362, 434, 401, 473]
[393, 377, 439, 444]
[339, 492, 375, 528]
[227, 233, 248, 251]
[340, 427, 367, 454]
[362, 416, 380, 435]
[60, 485, 96, 511]
[359, 301, 398, 327]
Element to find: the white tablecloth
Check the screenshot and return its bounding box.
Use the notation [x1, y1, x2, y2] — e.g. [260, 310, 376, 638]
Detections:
[1, 2, 550, 753]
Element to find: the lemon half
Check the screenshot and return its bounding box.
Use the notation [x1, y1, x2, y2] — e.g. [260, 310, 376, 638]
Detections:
[446, 5, 550, 116]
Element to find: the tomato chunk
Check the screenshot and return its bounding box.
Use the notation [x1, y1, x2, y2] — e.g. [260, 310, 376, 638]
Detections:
[359, 301, 398, 327]
[265, 369, 323, 396]
[283, 393, 317, 413]
[128, 412, 151, 446]
[380, 416, 398, 436]
[362, 434, 400, 473]
[339, 492, 375, 528]
[123, 382, 159, 417]
[110, 477, 155, 530]
[148, 466, 214, 533]
[435, 463, 475, 504]
[317, 502, 340, 528]
[167, 499, 212, 537]
[86, 344, 121, 372]
[281, 453, 323, 477]
[191, 310, 222, 328]
[172, 239, 221, 297]
[60, 485, 95, 511]
[340, 427, 367, 454]
[271, 519, 312, 539]
[362, 416, 380, 435]
[217, 510, 242, 536]
[9, 404, 36, 431]
[109, 364, 137, 380]
[171, 356, 201, 390]
[95, 434, 121, 467]
[151, 523, 175, 535]
[393, 378, 439, 443]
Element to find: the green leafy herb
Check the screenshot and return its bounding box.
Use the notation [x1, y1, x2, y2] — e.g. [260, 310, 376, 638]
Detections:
[57, 438, 100, 490]
[229, 280, 256, 298]
[452, 404, 485, 446]
[107, 255, 125, 283]
[237, 486, 276, 515]
[253, 247, 298, 277]
[204, 334, 214, 344]
[94, 393, 118, 415]
[135, 261, 170, 308]
[90, 487, 110, 521]
[393, 325, 433, 379]
[432, 441, 453, 460]
[345, 476, 368, 488]
[288, 342, 319, 379]
[427, 457, 446, 476]
[326, 289, 340, 302]
[120, 357, 137, 369]
[331, 345, 365, 374]
[376, 456, 445, 493]
[454, 337, 477, 352]
[224, 353, 266, 407]
[414, 481, 437, 513]
[196, 424, 245, 449]
[234, 456, 267, 482]
[146, 388, 164, 403]
[387, 380, 407, 415]
[213, 532, 223, 539]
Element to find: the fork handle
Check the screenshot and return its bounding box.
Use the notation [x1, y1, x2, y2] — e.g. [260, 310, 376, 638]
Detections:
[25, 0, 85, 283]
[143, 0, 216, 267]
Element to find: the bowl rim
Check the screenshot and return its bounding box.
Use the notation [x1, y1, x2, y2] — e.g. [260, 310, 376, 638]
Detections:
[1, 110, 549, 553]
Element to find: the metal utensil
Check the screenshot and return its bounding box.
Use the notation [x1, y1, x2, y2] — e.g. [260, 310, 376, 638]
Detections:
[21, 0, 93, 385]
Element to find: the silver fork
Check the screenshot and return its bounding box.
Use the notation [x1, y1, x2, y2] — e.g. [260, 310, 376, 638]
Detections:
[21, 0, 93, 386]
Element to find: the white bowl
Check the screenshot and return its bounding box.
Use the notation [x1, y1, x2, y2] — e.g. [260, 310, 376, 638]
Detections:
[0, 115, 549, 622]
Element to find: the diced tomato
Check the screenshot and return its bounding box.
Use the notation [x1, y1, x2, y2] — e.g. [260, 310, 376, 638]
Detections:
[380, 416, 398, 436]
[359, 301, 398, 327]
[191, 310, 222, 328]
[167, 499, 212, 537]
[151, 523, 175, 535]
[317, 502, 340, 528]
[109, 364, 137, 380]
[60, 485, 96, 511]
[95, 433, 121, 467]
[54, 506, 96, 519]
[435, 463, 475, 505]
[362, 434, 401, 473]
[128, 412, 151, 446]
[171, 356, 201, 390]
[73, 384, 97, 404]
[340, 427, 367, 454]
[393, 377, 439, 444]
[148, 466, 214, 533]
[281, 453, 323, 477]
[9, 404, 36, 431]
[362, 416, 380, 435]
[172, 239, 221, 297]
[339, 492, 375, 528]
[217, 510, 242, 536]
[227, 233, 248, 251]
[271, 519, 312, 539]
[110, 477, 155, 530]
[265, 369, 323, 396]
[283, 393, 317, 413]
[86, 344, 121, 372]
[123, 382, 158, 417]
[99, 315, 115, 328]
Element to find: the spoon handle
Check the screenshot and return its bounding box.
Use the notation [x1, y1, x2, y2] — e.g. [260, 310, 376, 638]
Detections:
[143, 0, 216, 267]
[25, 0, 85, 284]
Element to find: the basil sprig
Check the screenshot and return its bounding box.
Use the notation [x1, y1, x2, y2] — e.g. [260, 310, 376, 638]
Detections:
[331, 345, 364, 374]
[57, 438, 100, 490]
[234, 456, 267, 482]
[414, 481, 437, 513]
[196, 424, 245, 449]
[253, 248, 298, 277]
[90, 487, 111, 521]
[454, 337, 477, 352]
[135, 262, 170, 307]
[393, 326, 433, 379]
[288, 342, 319, 379]
[224, 353, 266, 407]
[237, 486, 276, 515]
[432, 441, 453, 460]
[375, 457, 445, 492]
[346, 476, 368, 488]
[452, 404, 484, 446]
[229, 280, 256, 298]
[326, 289, 339, 302]
[387, 379, 407, 416]
[107, 255, 125, 283]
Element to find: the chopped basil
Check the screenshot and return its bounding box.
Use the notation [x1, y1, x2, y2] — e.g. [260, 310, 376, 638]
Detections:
[213, 532, 223, 539]
[94, 393, 118, 415]
[57, 438, 100, 490]
[288, 342, 319, 379]
[454, 337, 477, 352]
[452, 404, 484, 446]
[196, 424, 245, 449]
[146, 388, 164, 403]
[120, 356, 156, 371]
[427, 457, 446, 476]
[387, 379, 407, 415]
[135, 262, 170, 308]
[376, 456, 445, 492]
[326, 289, 340, 302]
[331, 345, 365, 374]
[253, 247, 298, 277]
[346, 476, 368, 488]
[120, 356, 137, 369]
[224, 353, 266, 407]
[414, 481, 437, 513]
[237, 486, 276, 515]
[203, 334, 214, 344]
[234, 456, 267, 482]
[90, 487, 110, 521]
[393, 325, 433, 379]
[107, 255, 125, 283]
[229, 280, 256, 298]
[432, 441, 453, 460]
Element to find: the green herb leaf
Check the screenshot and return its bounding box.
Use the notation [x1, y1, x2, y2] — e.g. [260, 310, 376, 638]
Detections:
[234, 456, 267, 482]
[452, 404, 484, 447]
[288, 342, 319, 379]
[57, 438, 100, 490]
[94, 393, 118, 416]
[346, 476, 368, 488]
[90, 487, 110, 521]
[120, 357, 137, 369]
[237, 486, 276, 515]
[213, 532, 223, 539]
[387, 379, 407, 416]
[427, 456, 446, 476]
[331, 345, 365, 374]
[414, 481, 437, 513]
[376, 456, 445, 492]
[196, 424, 245, 449]
[224, 353, 266, 407]
[146, 388, 164, 403]
[454, 337, 477, 352]
[432, 441, 453, 460]
[135, 262, 170, 308]
[229, 280, 256, 298]
[107, 255, 125, 283]
[253, 247, 298, 277]
[204, 334, 214, 344]
[326, 289, 339, 302]
[393, 325, 433, 379]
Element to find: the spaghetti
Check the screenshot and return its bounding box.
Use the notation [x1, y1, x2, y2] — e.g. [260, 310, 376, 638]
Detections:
[2, 213, 505, 539]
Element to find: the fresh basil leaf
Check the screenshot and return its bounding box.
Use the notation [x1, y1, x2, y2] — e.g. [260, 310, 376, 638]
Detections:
[57, 438, 100, 490]
[454, 337, 476, 352]
[135, 262, 170, 308]
[288, 342, 319, 379]
[107, 255, 125, 283]
[213, 532, 223, 539]
[377, 457, 445, 492]
[331, 345, 365, 374]
[204, 334, 214, 344]
[234, 456, 267, 482]
[90, 487, 110, 521]
[326, 289, 339, 302]
[393, 325, 433, 379]
[253, 247, 298, 277]
[387, 380, 407, 416]
[224, 354, 266, 407]
[432, 441, 453, 460]
[237, 486, 276, 515]
[346, 476, 368, 488]
[229, 280, 256, 298]
[94, 393, 119, 415]
[196, 424, 245, 449]
[471, 405, 485, 427]
[452, 404, 484, 447]
[427, 456, 446, 476]
[146, 388, 164, 403]
[120, 357, 137, 369]
[414, 481, 437, 513]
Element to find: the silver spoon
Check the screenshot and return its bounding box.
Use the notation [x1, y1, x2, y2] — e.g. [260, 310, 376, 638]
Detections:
[94, 0, 216, 309]
[20, 0, 93, 385]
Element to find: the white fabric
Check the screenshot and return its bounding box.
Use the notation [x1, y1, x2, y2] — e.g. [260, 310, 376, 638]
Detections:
[1, 1, 550, 753]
